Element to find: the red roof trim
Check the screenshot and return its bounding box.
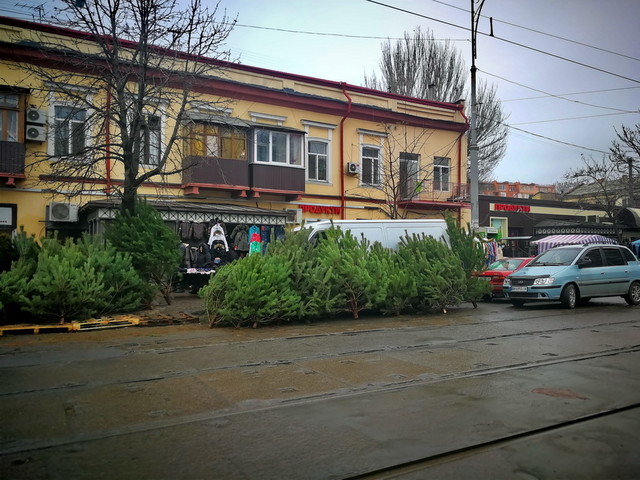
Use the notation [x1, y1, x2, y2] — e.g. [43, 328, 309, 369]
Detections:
[0, 15, 465, 113]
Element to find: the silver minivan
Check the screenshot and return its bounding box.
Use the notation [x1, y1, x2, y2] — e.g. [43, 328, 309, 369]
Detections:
[504, 244, 640, 309]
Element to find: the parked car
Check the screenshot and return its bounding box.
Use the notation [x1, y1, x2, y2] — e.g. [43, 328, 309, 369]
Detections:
[504, 244, 640, 309]
[475, 257, 533, 300]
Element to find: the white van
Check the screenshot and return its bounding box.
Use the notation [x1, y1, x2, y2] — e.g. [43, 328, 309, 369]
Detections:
[298, 219, 449, 250]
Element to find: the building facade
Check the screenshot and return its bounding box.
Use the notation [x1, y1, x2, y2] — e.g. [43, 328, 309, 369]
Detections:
[0, 16, 470, 241]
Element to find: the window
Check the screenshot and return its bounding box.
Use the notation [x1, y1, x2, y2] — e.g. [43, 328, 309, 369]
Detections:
[0, 93, 21, 142]
[307, 140, 328, 181]
[140, 114, 161, 166]
[254, 129, 303, 166]
[54, 105, 86, 156]
[187, 123, 246, 159]
[580, 248, 604, 268]
[433, 157, 450, 192]
[603, 247, 625, 266]
[399, 152, 419, 198]
[361, 146, 381, 185]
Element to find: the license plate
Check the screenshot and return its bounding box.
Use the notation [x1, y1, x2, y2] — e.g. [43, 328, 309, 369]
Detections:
[511, 286, 528, 292]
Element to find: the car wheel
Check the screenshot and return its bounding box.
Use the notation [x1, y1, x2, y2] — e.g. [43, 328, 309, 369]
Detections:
[560, 284, 577, 309]
[511, 300, 526, 308]
[623, 281, 640, 306]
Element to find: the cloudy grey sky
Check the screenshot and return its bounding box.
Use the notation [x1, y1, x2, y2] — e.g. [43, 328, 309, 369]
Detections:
[4, 0, 639, 186]
[215, 0, 640, 186]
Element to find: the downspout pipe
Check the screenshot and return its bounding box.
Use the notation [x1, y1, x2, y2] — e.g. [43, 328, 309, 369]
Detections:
[339, 82, 352, 220]
[105, 87, 112, 194]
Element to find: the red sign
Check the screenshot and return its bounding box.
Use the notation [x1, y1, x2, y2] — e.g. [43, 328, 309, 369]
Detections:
[300, 204, 342, 215]
[494, 203, 530, 213]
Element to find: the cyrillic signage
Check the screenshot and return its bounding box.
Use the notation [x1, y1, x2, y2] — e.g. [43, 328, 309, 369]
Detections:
[300, 204, 341, 215]
[493, 203, 530, 213]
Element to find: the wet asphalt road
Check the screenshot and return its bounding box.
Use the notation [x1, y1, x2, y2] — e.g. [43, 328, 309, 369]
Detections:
[1, 298, 639, 479]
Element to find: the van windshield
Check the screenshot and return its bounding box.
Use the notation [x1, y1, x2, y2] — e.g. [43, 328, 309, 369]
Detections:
[529, 247, 582, 266]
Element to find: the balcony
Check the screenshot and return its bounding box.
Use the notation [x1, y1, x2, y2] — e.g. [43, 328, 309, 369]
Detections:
[250, 163, 305, 198]
[399, 181, 469, 205]
[0, 141, 26, 177]
[181, 155, 305, 198]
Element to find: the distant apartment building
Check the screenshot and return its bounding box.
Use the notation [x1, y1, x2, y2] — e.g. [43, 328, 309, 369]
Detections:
[480, 181, 556, 199]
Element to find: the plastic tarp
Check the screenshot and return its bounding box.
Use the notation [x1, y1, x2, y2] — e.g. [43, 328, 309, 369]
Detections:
[531, 234, 617, 254]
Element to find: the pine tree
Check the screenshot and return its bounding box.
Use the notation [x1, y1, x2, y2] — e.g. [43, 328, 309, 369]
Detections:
[105, 199, 181, 305]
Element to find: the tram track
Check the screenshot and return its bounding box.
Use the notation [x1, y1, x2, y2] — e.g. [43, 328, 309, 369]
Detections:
[1, 318, 638, 398]
[344, 402, 640, 479]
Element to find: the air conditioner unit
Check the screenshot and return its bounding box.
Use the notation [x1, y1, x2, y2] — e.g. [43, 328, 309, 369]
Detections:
[26, 125, 47, 142]
[26, 108, 47, 124]
[346, 162, 360, 175]
[48, 202, 79, 222]
[285, 208, 303, 224]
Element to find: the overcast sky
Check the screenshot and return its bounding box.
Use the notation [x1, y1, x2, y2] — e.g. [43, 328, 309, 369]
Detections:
[4, 0, 639, 186]
[214, 0, 640, 186]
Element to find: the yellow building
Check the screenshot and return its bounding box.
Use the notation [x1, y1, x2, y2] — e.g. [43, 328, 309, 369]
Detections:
[0, 16, 469, 243]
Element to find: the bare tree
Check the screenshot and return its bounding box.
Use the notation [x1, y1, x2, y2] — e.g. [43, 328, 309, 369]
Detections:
[8, 0, 235, 214]
[364, 27, 508, 181]
[563, 154, 626, 224]
[609, 123, 640, 208]
[347, 124, 462, 219]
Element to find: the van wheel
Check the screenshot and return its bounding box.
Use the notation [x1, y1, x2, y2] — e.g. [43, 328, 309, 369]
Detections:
[560, 284, 577, 309]
[623, 281, 640, 306]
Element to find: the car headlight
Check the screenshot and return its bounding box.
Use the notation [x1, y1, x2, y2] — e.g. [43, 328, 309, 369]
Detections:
[533, 277, 555, 285]
[503, 278, 511, 286]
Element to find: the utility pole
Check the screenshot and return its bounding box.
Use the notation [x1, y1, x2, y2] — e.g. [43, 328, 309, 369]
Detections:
[469, 0, 485, 231]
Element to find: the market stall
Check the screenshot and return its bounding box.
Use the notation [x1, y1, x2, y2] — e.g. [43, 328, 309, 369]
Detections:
[531, 234, 617, 254]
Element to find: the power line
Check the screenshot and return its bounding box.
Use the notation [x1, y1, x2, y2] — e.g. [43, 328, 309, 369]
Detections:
[502, 86, 640, 103]
[429, 0, 640, 63]
[364, 0, 640, 84]
[481, 69, 637, 113]
[511, 111, 638, 126]
[232, 22, 467, 42]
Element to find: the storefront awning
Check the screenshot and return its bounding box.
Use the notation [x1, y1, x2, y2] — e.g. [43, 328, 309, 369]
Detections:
[531, 234, 617, 253]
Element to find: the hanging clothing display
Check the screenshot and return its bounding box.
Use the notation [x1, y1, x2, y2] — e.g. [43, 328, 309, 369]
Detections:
[248, 225, 261, 255]
[230, 224, 250, 252]
[208, 223, 229, 251]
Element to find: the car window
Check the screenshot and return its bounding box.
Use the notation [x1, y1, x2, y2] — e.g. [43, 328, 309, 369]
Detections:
[530, 247, 582, 266]
[579, 248, 604, 268]
[603, 247, 625, 266]
[622, 248, 637, 263]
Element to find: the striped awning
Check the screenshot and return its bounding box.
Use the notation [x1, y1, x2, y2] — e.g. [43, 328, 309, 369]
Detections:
[531, 234, 617, 253]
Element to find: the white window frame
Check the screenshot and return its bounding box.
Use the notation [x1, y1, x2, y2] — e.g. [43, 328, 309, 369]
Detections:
[139, 112, 163, 167]
[360, 144, 382, 186]
[52, 104, 87, 157]
[358, 130, 385, 187]
[46, 86, 95, 159]
[433, 156, 450, 192]
[302, 120, 336, 184]
[307, 139, 330, 182]
[253, 128, 304, 167]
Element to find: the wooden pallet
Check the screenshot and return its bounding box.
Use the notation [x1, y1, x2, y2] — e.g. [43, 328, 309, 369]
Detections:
[0, 315, 142, 336]
[0, 324, 74, 336]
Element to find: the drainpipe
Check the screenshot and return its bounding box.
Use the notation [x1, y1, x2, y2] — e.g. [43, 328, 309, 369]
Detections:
[339, 82, 352, 220]
[105, 87, 112, 194]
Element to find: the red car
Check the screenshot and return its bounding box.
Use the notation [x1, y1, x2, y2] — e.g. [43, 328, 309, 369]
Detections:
[477, 257, 534, 300]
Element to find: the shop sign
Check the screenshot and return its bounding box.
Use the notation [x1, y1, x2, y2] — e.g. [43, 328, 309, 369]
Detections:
[300, 204, 341, 215]
[494, 203, 530, 213]
[0, 206, 15, 227]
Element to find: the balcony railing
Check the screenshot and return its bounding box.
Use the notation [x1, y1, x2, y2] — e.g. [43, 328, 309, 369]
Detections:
[182, 156, 305, 196]
[400, 181, 469, 203]
[0, 141, 26, 175]
[182, 155, 250, 190]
